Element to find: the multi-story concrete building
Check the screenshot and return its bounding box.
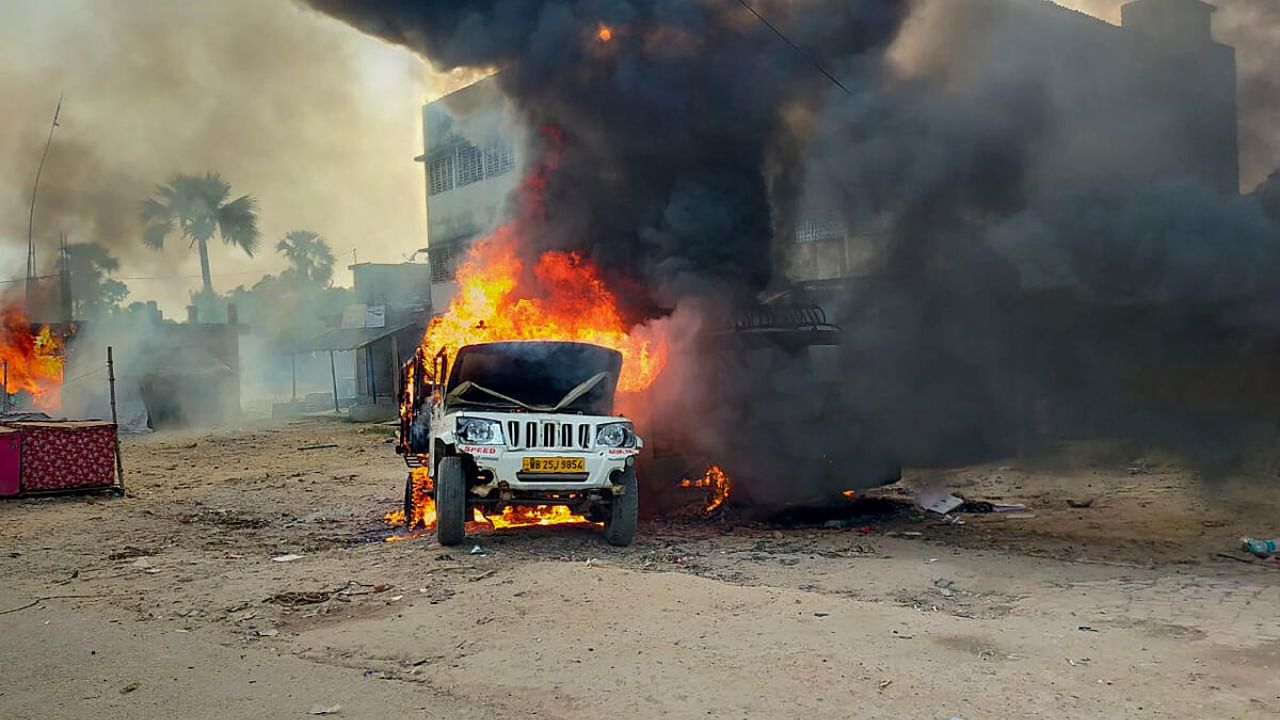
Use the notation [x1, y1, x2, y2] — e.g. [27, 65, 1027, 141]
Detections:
[416, 76, 522, 307]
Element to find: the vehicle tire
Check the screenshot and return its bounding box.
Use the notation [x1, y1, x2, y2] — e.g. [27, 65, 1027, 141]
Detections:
[435, 457, 466, 546]
[403, 473, 415, 530]
[603, 467, 638, 547]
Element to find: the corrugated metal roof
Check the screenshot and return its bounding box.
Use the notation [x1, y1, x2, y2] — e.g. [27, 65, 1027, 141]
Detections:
[292, 321, 421, 353]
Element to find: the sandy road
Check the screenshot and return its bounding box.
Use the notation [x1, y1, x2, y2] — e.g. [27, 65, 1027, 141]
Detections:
[1, 417, 1277, 719]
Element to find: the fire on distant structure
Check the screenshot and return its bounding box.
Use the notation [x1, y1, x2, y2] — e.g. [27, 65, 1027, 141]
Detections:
[0, 305, 65, 413]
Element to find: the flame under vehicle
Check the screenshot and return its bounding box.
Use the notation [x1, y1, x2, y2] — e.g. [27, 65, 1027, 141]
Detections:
[399, 341, 641, 546]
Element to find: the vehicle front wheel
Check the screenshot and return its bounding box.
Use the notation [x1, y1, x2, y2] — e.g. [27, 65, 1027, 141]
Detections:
[403, 473, 415, 530]
[435, 457, 466, 546]
[603, 467, 638, 547]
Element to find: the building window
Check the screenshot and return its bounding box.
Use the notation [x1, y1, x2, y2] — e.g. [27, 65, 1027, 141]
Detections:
[794, 214, 845, 244]
[430, 243, 466, 283]
[457, 143, 485, 187]
[428, 152, 455, 196]
[484, 142, 515, 177]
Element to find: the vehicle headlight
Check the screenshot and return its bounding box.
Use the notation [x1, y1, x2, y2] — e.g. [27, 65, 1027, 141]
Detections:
[595, 422, 635, 448]
[456, 417, 505, 445]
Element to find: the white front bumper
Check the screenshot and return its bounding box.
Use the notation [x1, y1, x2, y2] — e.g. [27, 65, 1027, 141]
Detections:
[459, 444, 638, 489]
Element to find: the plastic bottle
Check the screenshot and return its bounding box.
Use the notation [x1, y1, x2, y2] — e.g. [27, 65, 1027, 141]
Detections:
[1240, 537, 1278, 557]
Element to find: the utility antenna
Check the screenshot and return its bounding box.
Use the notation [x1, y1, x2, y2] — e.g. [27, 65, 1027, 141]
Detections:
[26, 93, 63, 310]
[59, 233, 73, 323]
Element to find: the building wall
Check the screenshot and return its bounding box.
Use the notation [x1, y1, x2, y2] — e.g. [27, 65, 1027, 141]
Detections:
[350, 262, 432, 310]
[422, 76, 524, 308]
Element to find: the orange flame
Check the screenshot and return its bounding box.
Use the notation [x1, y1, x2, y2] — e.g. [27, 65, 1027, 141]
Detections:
[1, 306, 64, 413]
[596, 23, 614, 42]
[385, 467, 597, 541]
[423, 233, 666, 392]
[680, 464, 732, 513]
[419, 127, 667, 393]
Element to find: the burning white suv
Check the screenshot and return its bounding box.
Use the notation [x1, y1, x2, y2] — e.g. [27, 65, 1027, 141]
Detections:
[399, 341, 641, 546]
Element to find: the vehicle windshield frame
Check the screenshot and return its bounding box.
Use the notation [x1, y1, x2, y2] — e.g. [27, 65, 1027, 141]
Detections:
[444, 341, 623, 416]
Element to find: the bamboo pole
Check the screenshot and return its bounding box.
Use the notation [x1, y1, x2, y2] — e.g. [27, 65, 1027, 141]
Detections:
[107, 347, 124, 493]
[329, 350, 339, 413]
[2, 360, 9, 414]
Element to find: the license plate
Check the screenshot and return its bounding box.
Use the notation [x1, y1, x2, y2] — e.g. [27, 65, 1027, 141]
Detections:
[521, 457, 586, 473]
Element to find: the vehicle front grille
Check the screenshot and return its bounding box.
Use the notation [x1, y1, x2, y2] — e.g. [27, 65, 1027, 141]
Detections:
[506, 420, 592, 450]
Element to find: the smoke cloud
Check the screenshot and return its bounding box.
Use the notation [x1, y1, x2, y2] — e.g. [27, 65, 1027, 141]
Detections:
[302, 0, 1280, 502]
[0, 0, 431, 312]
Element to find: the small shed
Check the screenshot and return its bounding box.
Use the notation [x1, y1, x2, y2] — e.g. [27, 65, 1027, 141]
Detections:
[292, 320, 425, 421]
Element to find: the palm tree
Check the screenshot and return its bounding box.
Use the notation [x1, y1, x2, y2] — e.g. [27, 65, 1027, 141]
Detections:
[66, 242, 128, 318]
[276, 230, 336, 286]
[140, 172, 260, 296]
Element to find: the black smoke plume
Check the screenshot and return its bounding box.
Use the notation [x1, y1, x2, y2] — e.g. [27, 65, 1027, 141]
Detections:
[302, 0, 910, 309]
[303, 0, 1280, 503]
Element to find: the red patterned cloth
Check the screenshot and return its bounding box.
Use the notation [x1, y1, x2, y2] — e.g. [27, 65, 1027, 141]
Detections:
[11, 422, 117, 493]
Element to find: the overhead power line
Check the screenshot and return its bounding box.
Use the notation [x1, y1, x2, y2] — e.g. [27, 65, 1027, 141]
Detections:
[735, 0, 853, 96]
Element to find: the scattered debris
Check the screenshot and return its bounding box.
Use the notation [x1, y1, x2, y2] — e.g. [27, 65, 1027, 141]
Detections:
[1067, 497, 1096, 509]
[271, 554, 303, 563]
[469, 545, 485, 556]
[1240, 537, 1278, 558]
[469, 569, 496, 582]
[917, 487, 964, 515]
[334, 581, 391, 599]
[813, 612, 830, 618]
[933, 578, 957, 598]
[0, 593, 121, 616]
[878, 679, 893, 690]
[1215, 552, 1258, 565]
[1128, 458, 1152, 475]
[297, 444, 340, 452]
[1078, 625, 1100, 633]
[108, 546, 154, 561]
[255, 628, 280, 637]
[266, 591, 332, 606]
[307, 704, 342, 715]
[130, 558, 153, 570]
[119, 682, 140, 695]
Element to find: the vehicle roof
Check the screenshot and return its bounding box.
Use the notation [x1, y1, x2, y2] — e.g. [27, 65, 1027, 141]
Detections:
[458, 340, 620, 355]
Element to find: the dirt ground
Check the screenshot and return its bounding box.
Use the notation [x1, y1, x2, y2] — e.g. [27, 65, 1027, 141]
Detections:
[2, 417, 1278, 719]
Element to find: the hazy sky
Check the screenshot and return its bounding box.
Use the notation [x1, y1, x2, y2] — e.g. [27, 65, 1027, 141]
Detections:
[0, 0, 471, 315]
[2, 0, 1273, 317]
